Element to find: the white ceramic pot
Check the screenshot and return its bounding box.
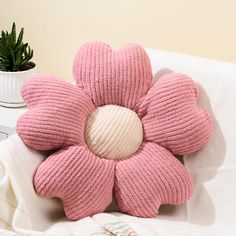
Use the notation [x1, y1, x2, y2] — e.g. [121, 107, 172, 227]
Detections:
[0, 67, 35, 107]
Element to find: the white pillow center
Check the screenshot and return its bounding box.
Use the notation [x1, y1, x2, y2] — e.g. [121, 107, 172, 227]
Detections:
[85, 105, 143, 160]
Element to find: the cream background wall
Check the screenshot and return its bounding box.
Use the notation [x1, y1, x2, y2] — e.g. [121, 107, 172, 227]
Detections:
[0, 0, 235, 81]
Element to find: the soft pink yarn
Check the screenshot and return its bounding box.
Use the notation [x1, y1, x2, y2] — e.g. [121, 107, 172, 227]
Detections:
[16, 42, 212, 220]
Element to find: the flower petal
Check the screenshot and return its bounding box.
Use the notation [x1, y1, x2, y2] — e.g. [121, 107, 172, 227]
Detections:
[16, 75, 95, 150]
[114, 142, 193, 218]
[34, 145, 115, 220]
[137, 73, 212, 155]
[73, 42, 152, 109]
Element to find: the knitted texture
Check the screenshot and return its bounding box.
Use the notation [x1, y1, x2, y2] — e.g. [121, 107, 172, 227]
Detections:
[114, 142, 192, 217]
[85, 105, 143, 160]
[16, 42, 213, 220]
[34, 145, 115, 219]
[73, 42, 152, 109]
[17, 75, 95, 150]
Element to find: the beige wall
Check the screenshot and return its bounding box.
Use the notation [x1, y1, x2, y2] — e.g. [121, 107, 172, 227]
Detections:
[1, 0, 236, 81]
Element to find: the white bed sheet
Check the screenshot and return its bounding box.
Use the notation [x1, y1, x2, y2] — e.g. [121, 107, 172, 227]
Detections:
[0, 48, 236, 236]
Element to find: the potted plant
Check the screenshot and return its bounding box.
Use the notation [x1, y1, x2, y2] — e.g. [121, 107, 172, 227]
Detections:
[0, 22, 35, 107]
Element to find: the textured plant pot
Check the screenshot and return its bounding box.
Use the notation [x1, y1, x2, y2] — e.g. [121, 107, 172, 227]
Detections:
[0, 66, 36, 107]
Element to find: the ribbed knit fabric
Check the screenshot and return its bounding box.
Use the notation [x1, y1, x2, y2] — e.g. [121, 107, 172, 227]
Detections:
[85, 105, 143, 160]
[34, 145, 115, 220]
[73, 42, 152, 109]
[136, 73, 212, 155]
[16, 75, 95, 150]
[114, 142, 193, 217]
[16, 42, 213, 220]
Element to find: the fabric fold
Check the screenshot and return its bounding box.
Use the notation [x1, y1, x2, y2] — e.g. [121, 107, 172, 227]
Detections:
[0, 134, 63, 235]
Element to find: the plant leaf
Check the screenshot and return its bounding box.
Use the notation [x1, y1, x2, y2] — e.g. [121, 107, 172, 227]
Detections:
[11, 22, 16, 44]
[10, 48, 15, 65]
[0, 23, 33, 71]
[0, 44, 9, 57]
[16, 28, 24, 48]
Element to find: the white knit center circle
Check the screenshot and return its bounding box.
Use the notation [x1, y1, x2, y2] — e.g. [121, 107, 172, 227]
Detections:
[85, 105, 143, 160]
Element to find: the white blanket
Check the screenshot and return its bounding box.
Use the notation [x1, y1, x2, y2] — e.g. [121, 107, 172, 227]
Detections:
[0, 48, 236, 235]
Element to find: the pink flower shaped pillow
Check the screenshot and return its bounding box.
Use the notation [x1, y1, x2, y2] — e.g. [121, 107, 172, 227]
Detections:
[16, 42, 212, 220]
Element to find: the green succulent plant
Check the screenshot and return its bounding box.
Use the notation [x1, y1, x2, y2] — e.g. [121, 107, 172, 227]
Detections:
[0, 22, 34, 72]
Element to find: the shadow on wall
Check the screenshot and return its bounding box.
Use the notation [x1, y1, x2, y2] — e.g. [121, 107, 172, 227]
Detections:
[183, 83, 226, 226]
